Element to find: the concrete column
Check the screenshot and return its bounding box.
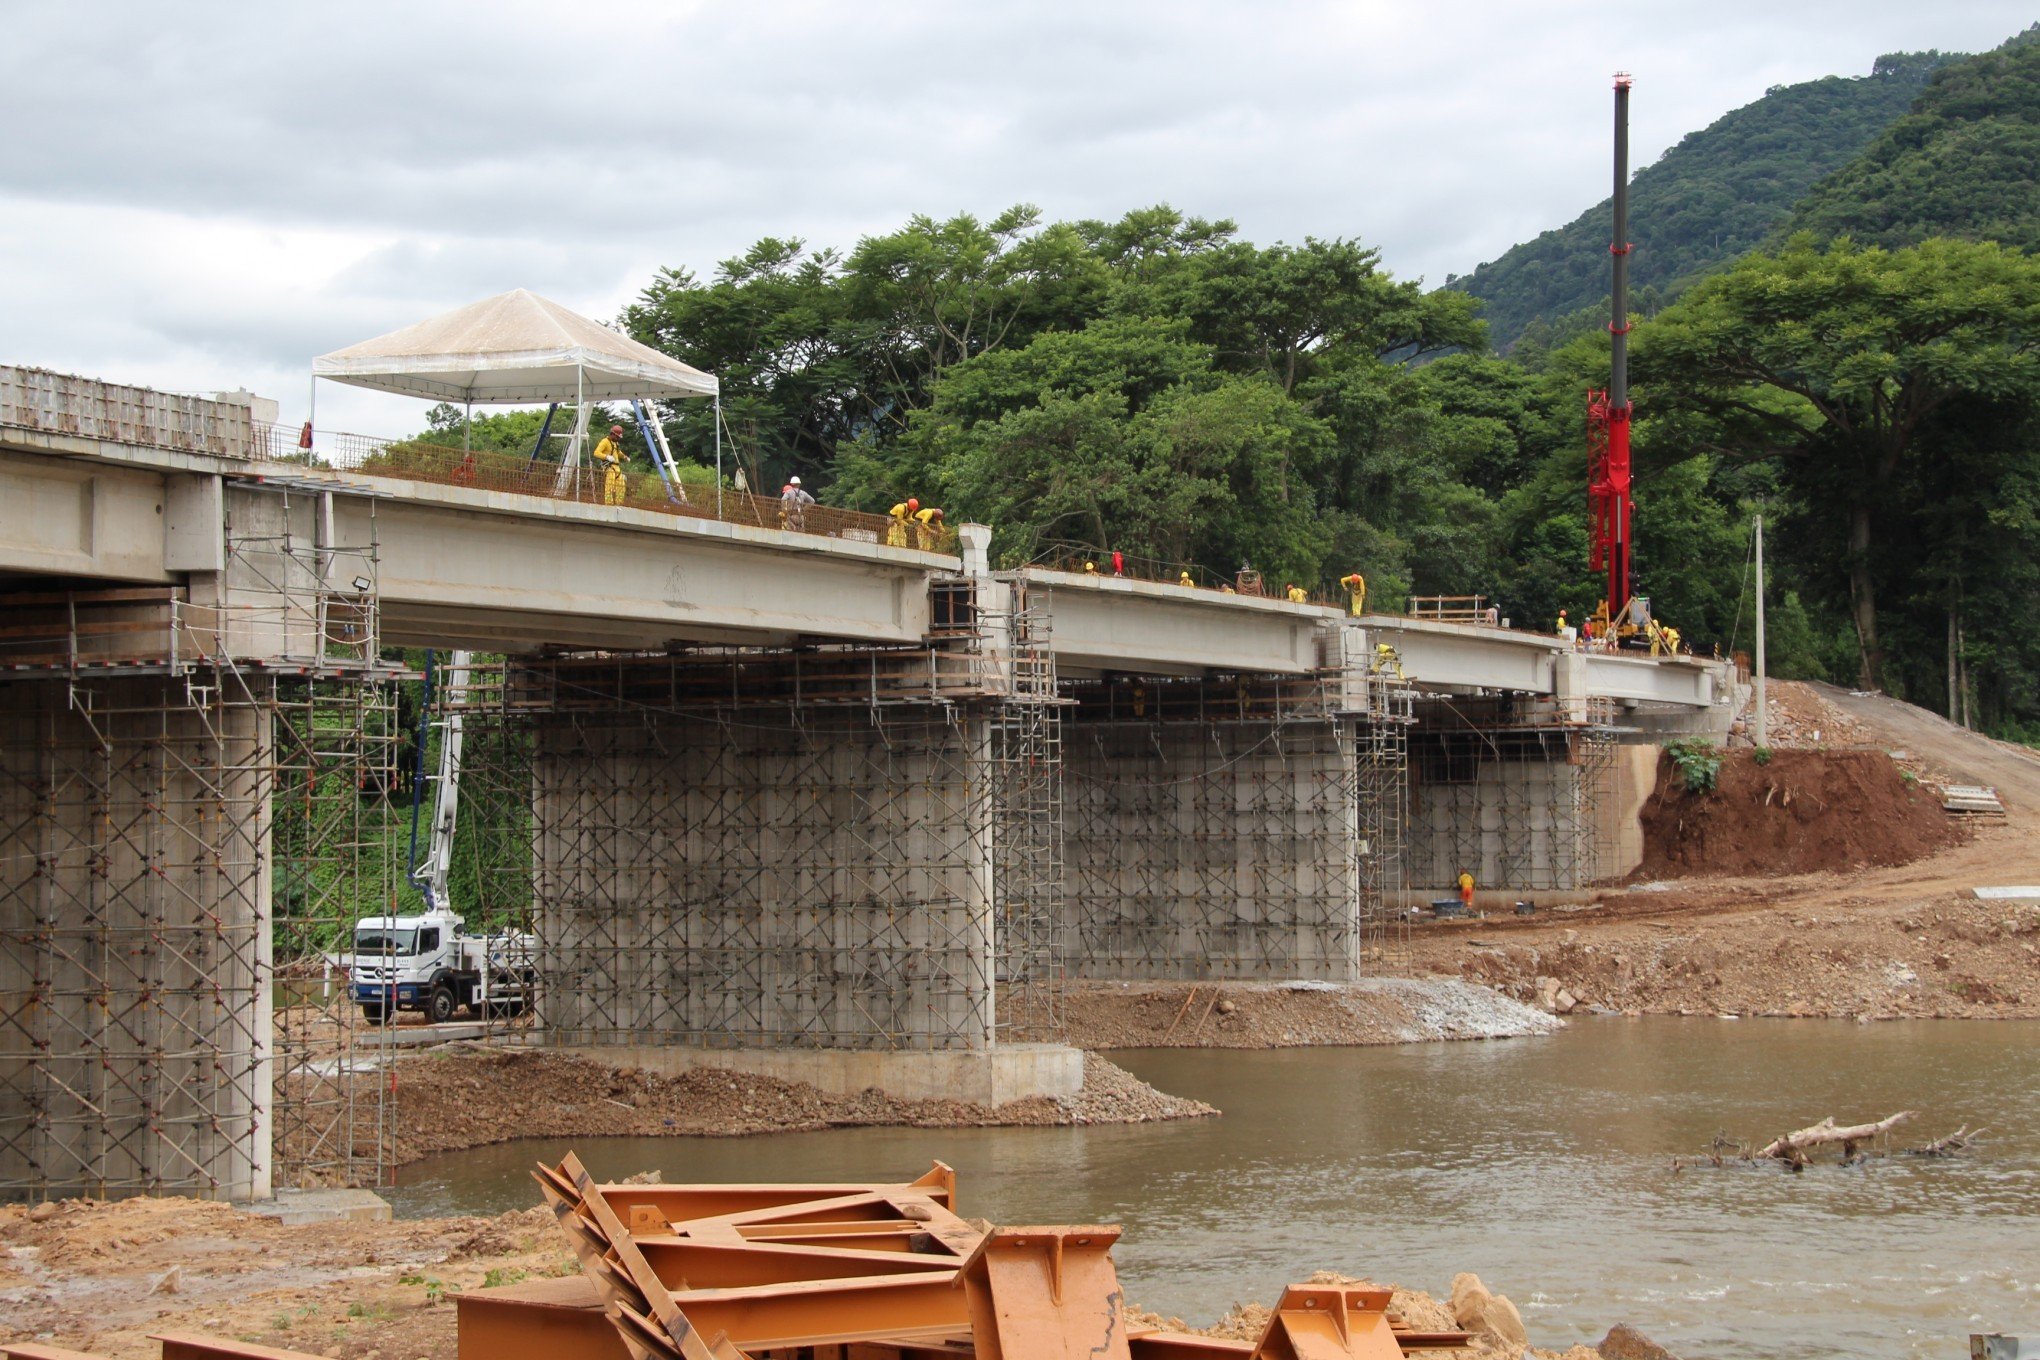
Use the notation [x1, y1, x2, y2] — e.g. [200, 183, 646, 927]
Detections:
[531, 704, 996, 1052]
[1061, 718, 1360, 981]
[1406, 735, 1607, 893]
[0, 676, 270, 1201]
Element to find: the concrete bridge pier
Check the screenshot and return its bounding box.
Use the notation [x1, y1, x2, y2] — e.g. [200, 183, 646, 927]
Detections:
[0, 673, 272, 1201]
[509, 652, 1079, 1104]
[1057, 675, 1394, 982]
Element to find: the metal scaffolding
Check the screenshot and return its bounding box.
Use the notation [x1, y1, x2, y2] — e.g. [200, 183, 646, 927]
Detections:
[0, 485, 408, 1198]
[1356, 680, 1415, 973]
[448, 586, 1065, 1054]
[1407, 698, 1618, 892]
[1059, 675, 1406, 982]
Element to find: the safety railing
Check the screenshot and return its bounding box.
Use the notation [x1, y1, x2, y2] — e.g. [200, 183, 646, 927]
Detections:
[1025, 543, 1341, 603]
[1407, 594, 1494, 623]
[252, 424, 908, 547]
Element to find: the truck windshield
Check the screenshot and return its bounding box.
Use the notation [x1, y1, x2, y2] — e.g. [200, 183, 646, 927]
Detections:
[354, 928, 418, 956]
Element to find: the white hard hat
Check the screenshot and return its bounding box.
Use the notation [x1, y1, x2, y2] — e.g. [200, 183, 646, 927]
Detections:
[790, 476, 802, 486]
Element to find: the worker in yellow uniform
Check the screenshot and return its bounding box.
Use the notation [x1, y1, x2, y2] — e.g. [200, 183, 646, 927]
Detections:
[1178, 570, 1195, 587]
[913, 505, 945, 551]
[592, 424, 628, 506]
[1457, 869, 1475, 912]
[887, 497, 919, 548]
[1339, 572, 1366, 616]
[1285, 583, 1309, 603]
[1083, 560, 1098, 574]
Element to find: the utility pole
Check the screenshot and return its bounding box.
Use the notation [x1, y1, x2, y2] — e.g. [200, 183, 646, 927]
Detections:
[1753, 513, 1768, 748]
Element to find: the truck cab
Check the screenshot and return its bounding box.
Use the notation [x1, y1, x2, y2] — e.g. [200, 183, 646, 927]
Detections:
[350, 906, 533, 1025]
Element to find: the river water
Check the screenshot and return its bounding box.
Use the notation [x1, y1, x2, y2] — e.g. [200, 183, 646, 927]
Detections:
[388, 1018, 2040, 1358]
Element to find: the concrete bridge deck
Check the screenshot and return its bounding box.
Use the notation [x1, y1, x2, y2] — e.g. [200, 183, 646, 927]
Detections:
[0, 405, 1730, 712]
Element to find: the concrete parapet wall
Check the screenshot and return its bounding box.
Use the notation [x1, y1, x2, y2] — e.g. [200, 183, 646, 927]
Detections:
[567, 1042, 1084, 1104]
[1061, 718, 1359, 981]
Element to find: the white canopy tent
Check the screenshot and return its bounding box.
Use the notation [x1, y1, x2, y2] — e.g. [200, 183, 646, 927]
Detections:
[311, 288, 723, 504]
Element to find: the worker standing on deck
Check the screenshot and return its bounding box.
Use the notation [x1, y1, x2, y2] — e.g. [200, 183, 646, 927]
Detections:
[887, 497, 918, 548]
[1179, 570, 1195, 588]
[1286, 582, 1309, 603]
[913, 504, 944, 550]
[593, 424, 628, 506]
[1339, 572, 1366, 616]
[1458, 868, 1475, 912]
[779, 475, 815, 531]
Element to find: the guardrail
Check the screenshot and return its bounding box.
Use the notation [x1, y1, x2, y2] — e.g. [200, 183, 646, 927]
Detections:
[251, 425, 913, 548]
[1026, 543, 1340, 602]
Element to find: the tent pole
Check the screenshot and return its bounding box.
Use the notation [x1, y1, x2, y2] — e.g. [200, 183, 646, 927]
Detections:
[463, 399, 471, 453]
[307, 374, 317, 454]
[714, 395, 724, 520]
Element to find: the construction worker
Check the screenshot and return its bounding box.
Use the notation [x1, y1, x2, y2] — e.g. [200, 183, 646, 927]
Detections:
[913, 504, 945, 551]
[1111, 550, 1125, 577]
[1285, 582, 1309, 604]
[593, 424, 628, 506]
[1083, 560, 1099, 575]
[1339, 572, 1366, 616]
[1178, 570, 1195, 588]
[1371, 642, 1405, 679]
[779, 475, 815, 531]
[887, 497, 919, 548]
[1457, 868, 1476, 912]
[1555, 608, 1569, 634]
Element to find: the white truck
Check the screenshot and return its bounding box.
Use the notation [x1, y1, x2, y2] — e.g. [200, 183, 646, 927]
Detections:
[348, 649, 536, 1025]
[350, 906, 533, 1024]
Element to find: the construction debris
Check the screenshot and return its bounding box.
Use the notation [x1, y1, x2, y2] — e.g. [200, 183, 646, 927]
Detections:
[1941, 784, 2007, 817]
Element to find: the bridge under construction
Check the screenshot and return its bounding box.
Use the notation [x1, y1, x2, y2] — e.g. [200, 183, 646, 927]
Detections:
[0, 362, 1739, 1203]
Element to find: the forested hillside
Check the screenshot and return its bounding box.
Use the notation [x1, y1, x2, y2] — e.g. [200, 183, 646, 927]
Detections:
[1775, 26, 2040, 250]
[582, 200, 2040, 737]
[1448, 51, 1950, 351]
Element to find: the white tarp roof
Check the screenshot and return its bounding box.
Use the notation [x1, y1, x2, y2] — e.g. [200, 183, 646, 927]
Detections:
[312, 288, 717, 403]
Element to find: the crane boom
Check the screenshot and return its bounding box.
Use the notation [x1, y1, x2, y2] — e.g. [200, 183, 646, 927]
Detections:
[1588, 73, 1636, 633]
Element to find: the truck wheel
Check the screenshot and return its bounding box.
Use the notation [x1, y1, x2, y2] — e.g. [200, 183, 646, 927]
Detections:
[426, 984, 457, 1024]
[360, 1002, 386, 1024]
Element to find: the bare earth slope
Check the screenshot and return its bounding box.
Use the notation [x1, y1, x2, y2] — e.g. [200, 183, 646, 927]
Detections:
[1415, 683, 2040, 1018]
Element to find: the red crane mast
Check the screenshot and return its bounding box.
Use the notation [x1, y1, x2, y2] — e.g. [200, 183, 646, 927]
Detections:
[1587, 73, 1635, 634]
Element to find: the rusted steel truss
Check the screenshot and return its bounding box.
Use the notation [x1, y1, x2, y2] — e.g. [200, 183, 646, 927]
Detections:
[3, 1153, 1470, 1360]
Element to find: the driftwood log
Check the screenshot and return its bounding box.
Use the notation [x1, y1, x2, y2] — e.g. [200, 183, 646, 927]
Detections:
[1907, 1125, 1982, 1157]
[1759, 1111, 1914, 1164]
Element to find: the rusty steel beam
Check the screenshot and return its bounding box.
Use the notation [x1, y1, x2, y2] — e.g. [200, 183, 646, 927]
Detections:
[1248, 1287, 1403, 1360]
[958, 1226, 1130, 1360]
[598, 1162, 957, 1222]
[155, 1336, 346, 1360]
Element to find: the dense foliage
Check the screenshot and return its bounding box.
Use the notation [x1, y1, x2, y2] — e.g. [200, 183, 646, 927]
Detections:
[1449, 51, 1951, 351]
[1778, 28, 2040, 253]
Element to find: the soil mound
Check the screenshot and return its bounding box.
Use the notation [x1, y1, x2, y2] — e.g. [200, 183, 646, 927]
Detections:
[1638, 748, 1962, 879]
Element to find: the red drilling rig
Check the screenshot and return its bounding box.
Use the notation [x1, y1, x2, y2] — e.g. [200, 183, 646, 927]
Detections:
[1586, 73, 1642, 643]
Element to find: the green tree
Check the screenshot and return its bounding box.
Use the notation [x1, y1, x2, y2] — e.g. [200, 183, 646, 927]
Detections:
[1636, 235, 2040, 688]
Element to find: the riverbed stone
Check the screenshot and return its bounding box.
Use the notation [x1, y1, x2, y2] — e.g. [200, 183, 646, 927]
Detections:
[1597, 1322, 1683, 1360]
[1448, 1272, 1528, 1349]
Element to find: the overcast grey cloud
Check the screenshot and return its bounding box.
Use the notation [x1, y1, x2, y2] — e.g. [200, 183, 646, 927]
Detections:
[2, 0, 2032, 433]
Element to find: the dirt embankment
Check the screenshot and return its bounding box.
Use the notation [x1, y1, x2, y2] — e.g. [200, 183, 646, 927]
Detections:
[0, 1196, 1650, 1360]
[1637, 747, 1963, 879]
[380, 1048, 1213, 1166]
[1412, 681, 2040, 1020]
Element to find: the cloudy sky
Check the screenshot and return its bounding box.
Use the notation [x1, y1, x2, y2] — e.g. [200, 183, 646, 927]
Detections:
[3, 1, 2030, 434]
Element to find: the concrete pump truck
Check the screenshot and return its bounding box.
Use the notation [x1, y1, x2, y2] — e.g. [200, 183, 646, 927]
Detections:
[350, 651, 535, 1025]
